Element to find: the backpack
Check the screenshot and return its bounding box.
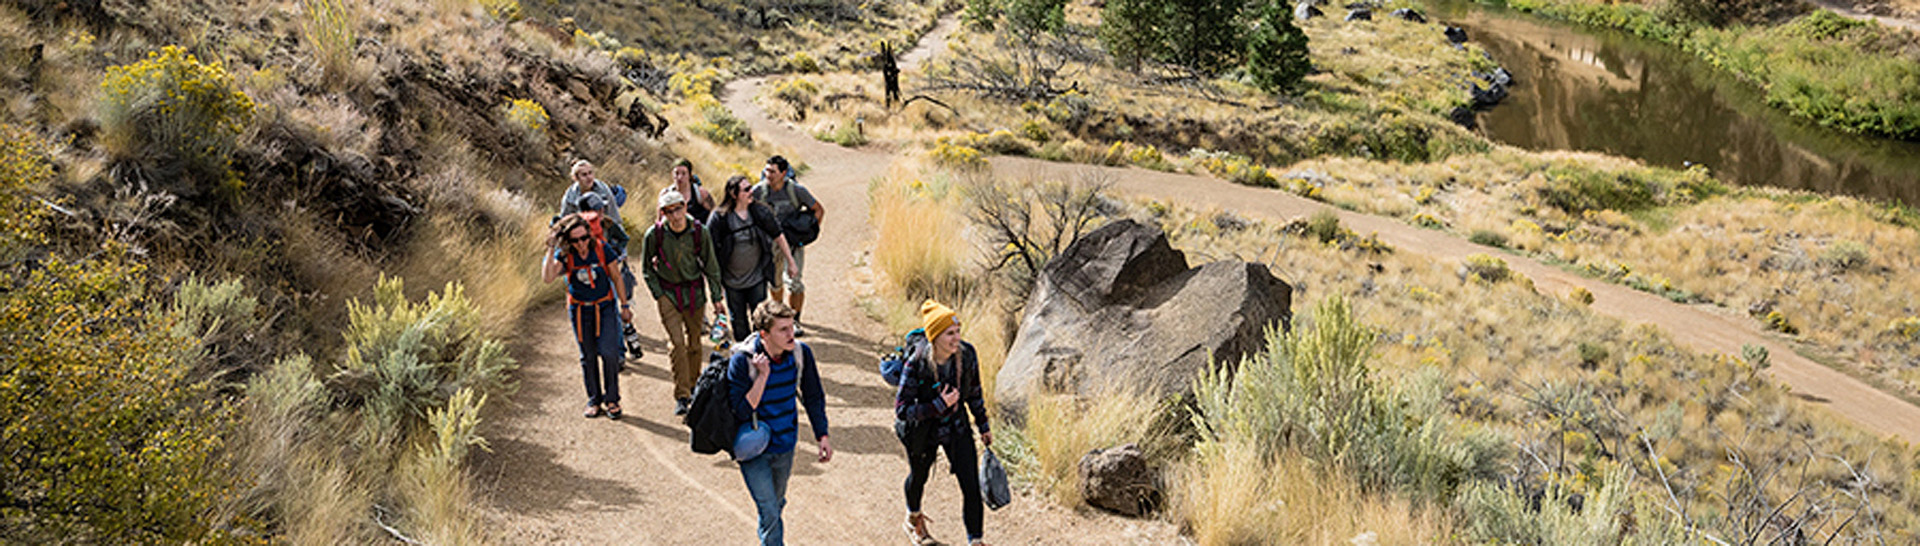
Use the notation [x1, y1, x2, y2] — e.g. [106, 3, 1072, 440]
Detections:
[877, 328, 926, 387]
[685, 353, 737, 455]
[766, 181, 820, 247]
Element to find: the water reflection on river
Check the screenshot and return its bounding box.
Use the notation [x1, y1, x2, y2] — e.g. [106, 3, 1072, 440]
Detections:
[1428, 2, 1920, 207]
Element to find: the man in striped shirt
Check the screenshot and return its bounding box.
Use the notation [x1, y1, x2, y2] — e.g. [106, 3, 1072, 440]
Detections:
[727, 300, 833, 545]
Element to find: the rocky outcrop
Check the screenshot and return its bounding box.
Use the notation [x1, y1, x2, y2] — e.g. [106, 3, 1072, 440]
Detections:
[1079, 444, 1159, 517]
[995, 219, 1292, 422]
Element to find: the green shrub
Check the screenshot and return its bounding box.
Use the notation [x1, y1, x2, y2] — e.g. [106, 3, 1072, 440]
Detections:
[1193, 296, 1502, 501]
[1468, 229, 1508, 248]
[1462, 253, 1512, 283]
[1462, 465, 1690, 544]
[99, 46, 256, 192]
[1246, 0, 1310, 94]
[476, 0, 521, 22]
[1539, 167, 1657, 214]
[0, 125, 50, 260]
[782, 51, 821, 73]
[772, 78, 818, 121]
[815, 123, 869, 147]
[0, 256, 237, 541]
[1819, 240, 1869, 272]
[1305, 209, 1342, 244]
[1019, 119, 1051, 143]
[172, 275, 263, 377]
[1763, 310, 1799, 335]
[334, 276, 514, 450]
[1577, 342, 1609, 368]
[689, 101, 752, 145]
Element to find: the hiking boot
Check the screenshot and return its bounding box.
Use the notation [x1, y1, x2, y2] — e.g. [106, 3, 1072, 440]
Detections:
[674, 397, 691, 416]
[793, 322, 807, 338]
[903, 513, 933, 545]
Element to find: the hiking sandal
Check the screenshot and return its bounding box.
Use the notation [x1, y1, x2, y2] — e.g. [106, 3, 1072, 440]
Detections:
[584, 403, 603, 418]
[604, 402, 623, 420]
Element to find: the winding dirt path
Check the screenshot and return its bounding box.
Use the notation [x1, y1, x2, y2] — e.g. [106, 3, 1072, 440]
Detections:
[469, 17, 1185, 544]
[472, 11, 1917, 544]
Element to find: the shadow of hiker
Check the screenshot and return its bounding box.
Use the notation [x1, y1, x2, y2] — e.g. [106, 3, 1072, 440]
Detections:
[469, 436, 650, 516]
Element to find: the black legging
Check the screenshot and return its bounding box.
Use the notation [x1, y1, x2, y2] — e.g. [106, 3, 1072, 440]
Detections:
[904, 431, 982, 541]
[723, 282, 767, 343]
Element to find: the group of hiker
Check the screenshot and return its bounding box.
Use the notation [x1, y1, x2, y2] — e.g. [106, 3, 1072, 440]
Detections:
[540, 155, 993, 545]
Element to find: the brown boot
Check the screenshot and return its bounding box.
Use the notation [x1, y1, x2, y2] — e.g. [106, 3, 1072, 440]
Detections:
[903, 512, 933, 545]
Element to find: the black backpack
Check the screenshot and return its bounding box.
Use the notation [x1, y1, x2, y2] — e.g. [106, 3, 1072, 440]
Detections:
[685, 353, 737, 455]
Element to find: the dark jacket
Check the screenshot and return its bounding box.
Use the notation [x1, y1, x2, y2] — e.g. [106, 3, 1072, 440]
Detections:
[706, 203, 781, 289]
[894, 337, 990, 441]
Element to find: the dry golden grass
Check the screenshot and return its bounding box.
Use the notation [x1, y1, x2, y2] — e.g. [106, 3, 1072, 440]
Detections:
[1021, 391, 1174, 507]
[1175, 441, 1453, 546]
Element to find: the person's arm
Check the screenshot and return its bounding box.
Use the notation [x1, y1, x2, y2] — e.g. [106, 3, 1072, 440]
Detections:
[798, 344, 833, 462]
[607, 222, 630, 259]
[559, 188, 580, 217]
[639, 227, 665, 300]
[802, 186, 825, 224]
[726, 353, 763, 422]
[542, 248, 564, 283]
[961, 343, 991, 442]
[606, 241, 633, 322]
[700, 225, 725, 314]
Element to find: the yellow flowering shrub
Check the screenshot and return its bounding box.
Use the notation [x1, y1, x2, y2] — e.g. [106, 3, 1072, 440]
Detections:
[931, 137, 986, 169]
[1, 128, 237, 540]
[503, 97, 548, 145]
[477, 0, 521, 22]
[99, 46, 255, 190]
[783, 51, 821, 73]
[772, 77, 818, 120]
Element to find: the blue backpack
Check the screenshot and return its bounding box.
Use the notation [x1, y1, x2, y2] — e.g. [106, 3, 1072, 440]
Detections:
[878, 329, 926, 387]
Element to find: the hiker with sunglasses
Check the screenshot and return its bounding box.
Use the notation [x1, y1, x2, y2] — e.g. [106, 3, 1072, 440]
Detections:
[708, 174, 799, 344]
[642, 189, 726, 417]
[543, 213, 633, 419]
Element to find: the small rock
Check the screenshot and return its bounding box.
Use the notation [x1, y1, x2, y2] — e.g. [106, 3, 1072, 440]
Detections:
[1445, 26, 1469, 43]
[1295, 2, 1325, 20]
[1389, 8, 1426, 22]
[1345, 7, 1372, 21]
[1079, 444, 1160, 517]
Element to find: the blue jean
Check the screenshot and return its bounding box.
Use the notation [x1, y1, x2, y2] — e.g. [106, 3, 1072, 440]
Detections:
[738, 449, 795, 545]
[571, 300, 623, 405]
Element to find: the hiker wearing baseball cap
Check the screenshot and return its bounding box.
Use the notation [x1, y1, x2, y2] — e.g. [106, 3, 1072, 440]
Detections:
[642, 188, 726, 416]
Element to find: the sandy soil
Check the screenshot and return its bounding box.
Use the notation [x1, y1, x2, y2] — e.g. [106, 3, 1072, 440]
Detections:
[471, 11, 1920, 544]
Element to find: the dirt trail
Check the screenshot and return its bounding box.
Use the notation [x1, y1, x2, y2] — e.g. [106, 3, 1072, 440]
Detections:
[470, 17, 1184, 545]
[983, 157, 1920, 445]
[473, 12, 1918, 543]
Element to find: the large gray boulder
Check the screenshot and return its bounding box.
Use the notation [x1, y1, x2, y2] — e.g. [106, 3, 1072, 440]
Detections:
[995, 219, 1292, 422]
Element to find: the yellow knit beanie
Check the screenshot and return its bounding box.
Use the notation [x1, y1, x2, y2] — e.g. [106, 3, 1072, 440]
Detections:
[920, 299, 957, 341]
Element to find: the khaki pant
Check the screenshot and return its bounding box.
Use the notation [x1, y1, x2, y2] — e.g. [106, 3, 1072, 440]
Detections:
[656, 298, 707, 400]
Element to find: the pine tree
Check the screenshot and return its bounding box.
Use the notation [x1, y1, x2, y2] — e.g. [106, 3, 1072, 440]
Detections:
[1247, 0, 1312, 93]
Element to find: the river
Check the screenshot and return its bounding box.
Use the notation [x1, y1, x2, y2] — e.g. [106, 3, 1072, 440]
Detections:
[1427, 2, 1920, 208]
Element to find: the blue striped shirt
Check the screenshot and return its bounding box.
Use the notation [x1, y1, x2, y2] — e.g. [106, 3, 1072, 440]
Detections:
[727, 338, 829, 454]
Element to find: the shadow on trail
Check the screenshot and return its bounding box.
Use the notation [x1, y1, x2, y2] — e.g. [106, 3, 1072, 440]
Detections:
[471, 436, 649, 516]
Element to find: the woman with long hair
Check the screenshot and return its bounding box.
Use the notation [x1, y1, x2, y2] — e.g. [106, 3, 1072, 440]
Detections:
[706, 174, 797, 343]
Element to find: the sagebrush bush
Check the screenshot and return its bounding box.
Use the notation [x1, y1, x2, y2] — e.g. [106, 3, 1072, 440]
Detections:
[0, 125, 50, 260]
[772, 77, 818, 120]
[1819, 239, 1869, 271]
[502, 97, 548, 146]
[1193, 296, 1502, 502]
[931, 138, 986, 168]
[99, 46, 256, 192]
[477, 0, 521, 21]
[337, 275, 514, 450]
[690, 100, 751, 145]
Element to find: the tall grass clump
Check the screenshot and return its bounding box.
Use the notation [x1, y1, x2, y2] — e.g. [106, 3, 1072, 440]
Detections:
[1, 128, 239, 542]
[99, 46, 256, 194]
[872, 175, 970, 300]
[1008, 390, 1177, 507]
[301, 0, 357, 85]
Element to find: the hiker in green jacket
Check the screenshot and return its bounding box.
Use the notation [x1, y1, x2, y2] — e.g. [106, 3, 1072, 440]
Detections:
[642, 189, 726, 416]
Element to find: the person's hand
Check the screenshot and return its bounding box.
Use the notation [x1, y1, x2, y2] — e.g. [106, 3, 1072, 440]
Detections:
[751, 352, 771, 377]
[786, 262, 800, 278]
[712, 302, 727, 320]
[940, 384, 960, 408]
[817, 435, 834, 463]
[980, 430, 993, 447]
[620, 306, 633, 323]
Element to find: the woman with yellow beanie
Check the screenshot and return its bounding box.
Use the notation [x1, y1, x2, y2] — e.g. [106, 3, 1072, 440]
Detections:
[893, 300, 993, 546]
